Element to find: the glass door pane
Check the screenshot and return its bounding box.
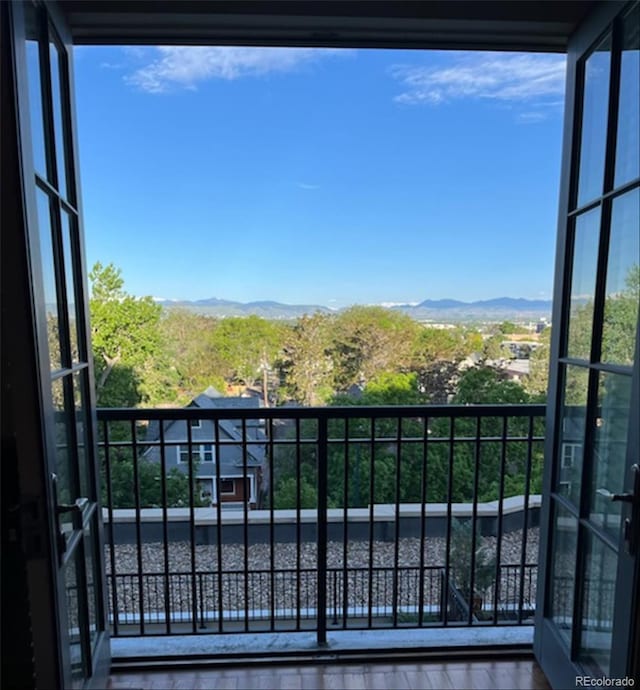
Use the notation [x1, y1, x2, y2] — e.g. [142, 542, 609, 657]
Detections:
[576, 37, 611, 208]
[12, 2, 111, 687]
[590, 373, 633, 537]
[536, 3, 639, 687]
[556, 365, 589, 504]
[579, 534, 617, 676]
[614, 6, 640, 187]
[601, 189, 640, 366]
[566, 208, 600, 361]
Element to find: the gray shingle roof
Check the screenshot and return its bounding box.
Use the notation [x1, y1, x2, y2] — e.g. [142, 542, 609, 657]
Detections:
[145, 389, 266, 466]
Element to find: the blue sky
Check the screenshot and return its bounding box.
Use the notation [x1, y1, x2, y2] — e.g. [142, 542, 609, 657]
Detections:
[73, 46, 566, 307]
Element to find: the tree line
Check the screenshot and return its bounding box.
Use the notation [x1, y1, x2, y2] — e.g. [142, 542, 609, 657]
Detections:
[89, 262, 555, 509]
[88, 262, 550, 410]
[91, 262, 640, 510]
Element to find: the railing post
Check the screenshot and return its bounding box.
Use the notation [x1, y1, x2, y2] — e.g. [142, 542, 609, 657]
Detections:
[317, 415, 328, 646]
[332, 570, 338, 625]
[199, 573, 206, 629]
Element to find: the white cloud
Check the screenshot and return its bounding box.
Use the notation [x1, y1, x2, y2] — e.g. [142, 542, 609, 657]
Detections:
[125, 46, 348, 93]
[391, 53, 566, 107]
[297, 182, 320, 190]
[517, 111, 548, 124]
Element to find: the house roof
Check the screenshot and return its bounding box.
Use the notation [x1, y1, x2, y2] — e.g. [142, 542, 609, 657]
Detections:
[147, 388, 266, 466]
[194, 387, 264, 411]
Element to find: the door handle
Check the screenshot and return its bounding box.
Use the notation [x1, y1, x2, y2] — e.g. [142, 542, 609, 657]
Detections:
[597, 488, 633, 503]
[623, 464, 639, 555]
[597, 465, 640, 555]
[51, 473, 88, 561]
[56, 497, 89, 514]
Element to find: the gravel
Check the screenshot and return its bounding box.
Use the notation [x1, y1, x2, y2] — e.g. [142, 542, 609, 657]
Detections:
[106, 529, 539, 616]
[107, 529, 539, 572]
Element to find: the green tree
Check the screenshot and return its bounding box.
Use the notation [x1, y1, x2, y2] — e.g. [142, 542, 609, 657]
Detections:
[454, 367, 530, 405]
[601, 264, 639, 366]
[273, 476, 317, 509]
[410, 326, 483, 403]
[462, 329, 484, 355]
[279, 314, 335, 406]
[332, 371, 424, 406]
[411, 327, 463, 365]
[209, 316, 286, 401]
[160, 309, 226, 402]
[525, 327, 551, 399]
[331, 306, 419, 388]
[482, 334, 507, 362]
[103, 452, 205, 508]
[89, 262, 163, 406]
[495, 320, 530, 335]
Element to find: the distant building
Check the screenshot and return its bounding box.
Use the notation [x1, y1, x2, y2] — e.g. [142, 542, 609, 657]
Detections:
[144, 387, 266, 509]
[535, 318, 550, 334]
[503, 358, 531, 382]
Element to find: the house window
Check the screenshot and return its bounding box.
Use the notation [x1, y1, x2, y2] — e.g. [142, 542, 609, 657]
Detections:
[562, 443, 580, 469]
[190, 419, 202, 429]
[178, 444, 215, 463]
[178, 445, 196, 463]
[220, 479, 235, 495]
[202, 443, 214, 462]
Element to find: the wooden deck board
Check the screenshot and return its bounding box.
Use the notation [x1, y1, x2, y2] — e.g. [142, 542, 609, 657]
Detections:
[108, 659, 550, 689]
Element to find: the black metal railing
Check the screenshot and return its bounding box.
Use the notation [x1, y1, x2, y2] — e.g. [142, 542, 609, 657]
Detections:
[97, 403, 545, 641]
[105, 563, 537, 633]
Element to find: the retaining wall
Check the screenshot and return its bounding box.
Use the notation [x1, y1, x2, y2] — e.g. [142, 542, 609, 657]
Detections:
[104, 495, 541, 545]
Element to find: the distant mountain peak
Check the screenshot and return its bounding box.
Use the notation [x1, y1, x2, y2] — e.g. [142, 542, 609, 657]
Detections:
[152, 294, 552, 321]
[417, 298, 467, 309]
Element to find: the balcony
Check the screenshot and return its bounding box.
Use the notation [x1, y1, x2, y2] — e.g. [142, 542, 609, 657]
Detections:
[97, 403, 546, 661]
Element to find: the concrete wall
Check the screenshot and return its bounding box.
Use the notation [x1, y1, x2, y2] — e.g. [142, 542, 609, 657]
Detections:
[104, 495, 540, 545]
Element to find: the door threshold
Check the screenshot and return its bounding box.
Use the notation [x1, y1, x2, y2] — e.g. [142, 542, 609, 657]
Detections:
[111, 626, 534, 670]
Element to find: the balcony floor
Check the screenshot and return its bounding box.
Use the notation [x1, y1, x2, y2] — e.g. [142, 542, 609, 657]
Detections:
[107, 658, 550, 689]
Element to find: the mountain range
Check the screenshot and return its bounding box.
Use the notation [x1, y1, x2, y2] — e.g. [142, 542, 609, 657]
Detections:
[154, 296, 553, 321]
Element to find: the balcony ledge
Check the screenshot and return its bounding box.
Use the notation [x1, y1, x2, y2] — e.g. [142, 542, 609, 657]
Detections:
[103, 495, 542, 524]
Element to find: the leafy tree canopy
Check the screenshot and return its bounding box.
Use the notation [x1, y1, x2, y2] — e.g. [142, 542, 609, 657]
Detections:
[89, 262, 163, 405]
[454, 367, 531, 405]
[279, 313, 335, 406]
[331, 306, 419, 388]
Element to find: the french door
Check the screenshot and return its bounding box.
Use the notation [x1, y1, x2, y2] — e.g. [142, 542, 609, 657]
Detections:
[535, 1, 640, 687]
[10, 1, 110, 688]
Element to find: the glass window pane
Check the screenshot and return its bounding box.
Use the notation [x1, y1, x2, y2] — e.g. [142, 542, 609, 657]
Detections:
[36, 189, 62, 370]
[24, 5, 47, 177]
[601, 189, 640, 366]
[557, 365, 589, 504]
[52, 377, 74, 539]
[577, 37, 611, 208]
[84, 517, 101, 648]
[579, 534, 617, 677]
[64, 548, 89, 689]
[73, 371, 90, 498]
[550, 503, 578, 646]
[590, 372, 632, 538]
[62, 210, 81, 363]
[614, 6, 640, 187]
[567, 208, 600, 360]
[49, 35, 68, 199]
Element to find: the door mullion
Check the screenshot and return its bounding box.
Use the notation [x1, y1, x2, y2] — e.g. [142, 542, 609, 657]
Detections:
[569, 365, 598, 661]
[602, 17, 623, 198]
[35, 6, 59, 194]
